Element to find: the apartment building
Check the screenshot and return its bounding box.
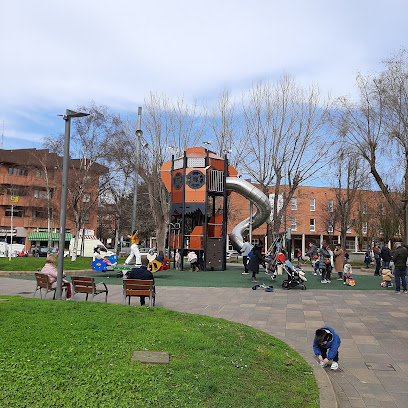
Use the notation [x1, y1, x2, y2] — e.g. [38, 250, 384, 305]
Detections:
[227, 183, 399, 255]
[0, 148, 105, 251]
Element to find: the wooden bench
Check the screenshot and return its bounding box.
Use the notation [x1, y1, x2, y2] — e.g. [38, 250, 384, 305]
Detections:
[33, 272, 68, 300]
[123, 279, 155, 307]
[71, 276, 108, 302]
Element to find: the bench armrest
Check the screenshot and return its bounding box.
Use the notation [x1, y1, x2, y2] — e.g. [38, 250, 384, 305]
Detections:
[96, 282, 108, 292]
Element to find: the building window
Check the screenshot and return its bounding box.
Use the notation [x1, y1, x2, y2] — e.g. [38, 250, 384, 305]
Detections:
[32, 209, 47, 219]
[345, 240, 355, 251]
[362, 202, 367, 214]
[346, 225, 351, 233]
[362, 222, 367, 234]
[6, 187, 29, 197]
[8, 167, 28, 176]
[310, 198, 315, 211]
[82, 212, 90, 224]
[328, 220, 334, 233]
[291, 217, 297, 231]
[83, 193, 91, 203]
[33, 189, 49, 199]
[310, 218, 315, 232]
[5, 207, 25, 217]
[328, 199, 333, 213]
[34, 168, 55, 179]
[291, 197, 297, 210]
[379, 203, 385, 215]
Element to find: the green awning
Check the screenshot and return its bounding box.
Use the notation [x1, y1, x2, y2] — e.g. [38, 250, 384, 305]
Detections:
[28, 233, 73, 241]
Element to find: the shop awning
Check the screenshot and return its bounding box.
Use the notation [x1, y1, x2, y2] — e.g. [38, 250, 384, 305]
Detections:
[28, 233, 73, 241]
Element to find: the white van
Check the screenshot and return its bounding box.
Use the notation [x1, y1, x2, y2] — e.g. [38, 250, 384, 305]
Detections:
[0, 242, 26, 257]
[69, 237, 114, 258]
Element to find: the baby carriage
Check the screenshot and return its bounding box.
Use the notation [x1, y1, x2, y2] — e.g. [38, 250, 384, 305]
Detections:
[281, 260, 307, 290]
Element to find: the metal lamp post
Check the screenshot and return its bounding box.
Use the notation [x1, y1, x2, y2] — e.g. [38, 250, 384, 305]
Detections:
[56, 109, 89, 300]
[131, 107, 143, 233]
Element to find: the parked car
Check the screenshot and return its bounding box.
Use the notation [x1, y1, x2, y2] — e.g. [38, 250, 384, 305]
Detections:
[30, 246, 48, 257]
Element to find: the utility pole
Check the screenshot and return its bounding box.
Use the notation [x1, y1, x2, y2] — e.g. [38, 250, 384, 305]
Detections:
[131, 107, 143, 233]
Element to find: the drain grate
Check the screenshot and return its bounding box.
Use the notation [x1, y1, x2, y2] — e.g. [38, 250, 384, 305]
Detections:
[365, 362, 395, 371]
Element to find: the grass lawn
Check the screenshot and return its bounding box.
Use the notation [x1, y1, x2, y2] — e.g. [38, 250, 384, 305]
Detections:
[0, 257, 128, 271]
[0, 297, 318, 408]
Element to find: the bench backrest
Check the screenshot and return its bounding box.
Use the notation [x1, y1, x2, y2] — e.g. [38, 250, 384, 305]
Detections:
[71, 276, 96, 294]
[123, 279, 154, 297]
[35, 272, 52, 289]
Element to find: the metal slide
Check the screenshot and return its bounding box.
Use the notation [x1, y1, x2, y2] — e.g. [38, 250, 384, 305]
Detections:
[226, 177, 272, 251]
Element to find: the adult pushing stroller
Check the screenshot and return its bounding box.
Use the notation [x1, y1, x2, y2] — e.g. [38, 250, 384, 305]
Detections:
[281, 260, 307, 290]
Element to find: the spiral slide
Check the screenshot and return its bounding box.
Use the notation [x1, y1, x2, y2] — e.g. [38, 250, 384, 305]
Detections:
[226, 177, 272, 252]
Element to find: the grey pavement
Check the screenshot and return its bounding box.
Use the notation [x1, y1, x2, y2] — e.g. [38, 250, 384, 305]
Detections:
[1, 277, 408, 408]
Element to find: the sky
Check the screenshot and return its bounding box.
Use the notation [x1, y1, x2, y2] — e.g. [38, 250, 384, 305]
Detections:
[1, 0, 408, 150]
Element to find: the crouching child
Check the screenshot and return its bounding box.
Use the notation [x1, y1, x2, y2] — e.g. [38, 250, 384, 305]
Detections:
[313, 326, 341, 370]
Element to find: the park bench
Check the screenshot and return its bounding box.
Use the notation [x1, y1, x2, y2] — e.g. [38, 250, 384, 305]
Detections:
[71, 276, 108, 302]
[33, 272, 68, 300]
[123, 279, 155, 307]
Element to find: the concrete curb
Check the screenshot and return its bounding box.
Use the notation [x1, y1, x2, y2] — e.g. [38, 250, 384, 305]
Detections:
[0, 270, 94, 276]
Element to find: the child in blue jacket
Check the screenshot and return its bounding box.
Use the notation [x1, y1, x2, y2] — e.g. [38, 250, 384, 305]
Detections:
[313, 326, 341, 370]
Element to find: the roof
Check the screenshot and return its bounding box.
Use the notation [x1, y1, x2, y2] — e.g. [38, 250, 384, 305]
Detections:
[0, 148, 108, 174]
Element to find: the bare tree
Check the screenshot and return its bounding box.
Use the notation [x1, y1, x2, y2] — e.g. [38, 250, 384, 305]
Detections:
[320, 149, 368, 250]
[116, 93, 206, 253]
[44, 102, 114, 260]
[28, 150, 59, 253]
[241, 75, 332, 244]
[207, 88, 246, 168]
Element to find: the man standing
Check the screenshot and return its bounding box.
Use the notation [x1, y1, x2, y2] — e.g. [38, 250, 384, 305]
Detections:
[333, 244, 344, 280]
[240, 238, 252, 275]
[306, 242, 318, 260]
[380, 245, 392, 269]
[373, 244, 381, 276]
[392, 242, 408, 294]
[127, 258, 154, 305]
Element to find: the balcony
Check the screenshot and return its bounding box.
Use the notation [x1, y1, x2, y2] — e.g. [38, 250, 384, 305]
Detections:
[0, 195, 49, 207]
[0, 173, 57, 188]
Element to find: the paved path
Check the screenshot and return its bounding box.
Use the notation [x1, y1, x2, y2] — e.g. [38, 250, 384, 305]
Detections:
[1, 277, 408, 408]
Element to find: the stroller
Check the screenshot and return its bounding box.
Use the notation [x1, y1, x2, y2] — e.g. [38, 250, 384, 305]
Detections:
[281, 260, 307, 290]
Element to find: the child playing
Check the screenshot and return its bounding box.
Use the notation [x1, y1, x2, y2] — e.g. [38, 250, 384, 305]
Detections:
[364, 251, 372, 269]
[313, 326, 341, 370]
[187, 250, 199, 272]
[343, 263, 353, 285]
[175, 250, 182, 271]
[312, 256, 320, 276]
[381, 268, 394, 288]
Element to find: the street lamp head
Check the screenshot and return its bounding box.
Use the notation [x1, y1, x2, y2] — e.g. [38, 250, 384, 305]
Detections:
[58, 110, 90, 121]
[202, 141, 211, 146]
[136, 129, 143, 137]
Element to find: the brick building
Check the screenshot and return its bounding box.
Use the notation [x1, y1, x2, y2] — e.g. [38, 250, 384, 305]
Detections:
[0, 148, 105, 251]
[227, 183, 400, 255]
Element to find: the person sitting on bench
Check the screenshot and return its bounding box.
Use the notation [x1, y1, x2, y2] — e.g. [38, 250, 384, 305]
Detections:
[40, 255, 71, 299]
[127, 258, 154, 306]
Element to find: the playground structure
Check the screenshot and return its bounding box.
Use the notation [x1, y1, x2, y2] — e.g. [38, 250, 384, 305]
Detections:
[160, 147, 272, 270]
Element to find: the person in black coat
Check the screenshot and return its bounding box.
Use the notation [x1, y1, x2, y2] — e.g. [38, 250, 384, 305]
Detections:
[127, 258, 154, 305]
[247, 242, 266, 283]
[380, 246, 392, 268]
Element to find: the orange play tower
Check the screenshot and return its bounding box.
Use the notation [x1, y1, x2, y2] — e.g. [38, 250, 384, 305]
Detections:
[161, 147, 237, 270]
